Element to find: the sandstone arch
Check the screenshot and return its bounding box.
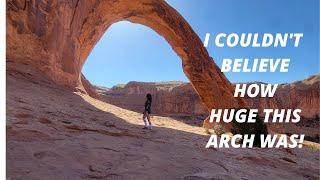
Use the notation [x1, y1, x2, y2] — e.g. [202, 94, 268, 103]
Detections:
[7, 0, 246, 129]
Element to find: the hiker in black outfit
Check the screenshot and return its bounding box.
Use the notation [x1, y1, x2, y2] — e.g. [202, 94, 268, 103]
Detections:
[142, 93, 152, 129]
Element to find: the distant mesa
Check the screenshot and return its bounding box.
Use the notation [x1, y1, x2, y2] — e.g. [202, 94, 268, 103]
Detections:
[97, 74, 320, 119]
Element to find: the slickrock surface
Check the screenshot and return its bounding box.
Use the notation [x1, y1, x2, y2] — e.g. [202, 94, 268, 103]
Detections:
[7, 62, 320, 180]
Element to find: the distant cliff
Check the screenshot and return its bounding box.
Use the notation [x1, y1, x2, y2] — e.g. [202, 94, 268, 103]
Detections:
[96, 81, 207, 116]
[243, 75, 320, 119]
[96, 74, 320, 119]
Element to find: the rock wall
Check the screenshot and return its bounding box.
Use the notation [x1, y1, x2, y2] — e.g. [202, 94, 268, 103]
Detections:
[7, 0, 247, 130]
[80, 73, 100, 99]
[98, 74, 320, 119]
[97, 81, 207, 116]
[243, 75, 320, 119]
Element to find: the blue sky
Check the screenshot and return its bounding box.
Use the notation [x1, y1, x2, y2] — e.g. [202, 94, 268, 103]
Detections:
[82, 0, 319, 87]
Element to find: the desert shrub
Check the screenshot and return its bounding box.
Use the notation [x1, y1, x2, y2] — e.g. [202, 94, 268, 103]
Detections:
[304, 134, 320, 143]
[231, 108, 268, 147]
[213, 124, 226, 135]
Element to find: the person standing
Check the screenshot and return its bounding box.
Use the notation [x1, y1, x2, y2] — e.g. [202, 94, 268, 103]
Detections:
[142, 93, 152, 130]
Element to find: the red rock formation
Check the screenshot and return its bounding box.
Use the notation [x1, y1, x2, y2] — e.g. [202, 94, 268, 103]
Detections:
[98, 74, 320, 119]
[6, 61, 320, 179]
[80, 73, 100, 99]
[97, 81, 207, 116]
[7, 0, 246, 130]
[243, 75, 320, 119]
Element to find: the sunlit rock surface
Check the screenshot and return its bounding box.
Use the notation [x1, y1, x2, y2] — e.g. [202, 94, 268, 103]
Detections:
[6, 62, 320, 179]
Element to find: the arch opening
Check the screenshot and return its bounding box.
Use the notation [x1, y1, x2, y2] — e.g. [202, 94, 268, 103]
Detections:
[81, 21, 187, 87]
[81, 21, 208, 122]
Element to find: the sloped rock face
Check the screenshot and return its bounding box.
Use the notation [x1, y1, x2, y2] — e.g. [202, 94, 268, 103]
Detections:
[6, 62, 320, 179]
[80, 73, 100, 99]
[6, 0, 246, 130]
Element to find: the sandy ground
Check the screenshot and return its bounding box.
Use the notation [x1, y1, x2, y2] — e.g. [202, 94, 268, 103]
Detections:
[6, 62, 320, 180]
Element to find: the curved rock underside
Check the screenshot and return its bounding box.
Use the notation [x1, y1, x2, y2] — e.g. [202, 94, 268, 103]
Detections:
[7, 0, 246, 129]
